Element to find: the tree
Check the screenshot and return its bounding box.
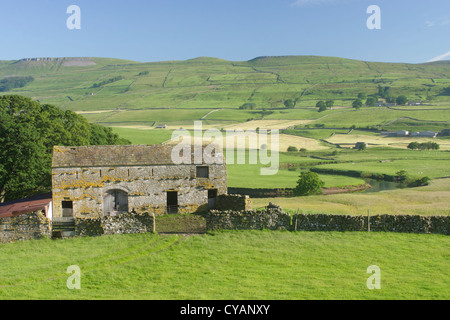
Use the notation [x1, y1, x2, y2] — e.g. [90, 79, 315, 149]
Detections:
[366, 96, 377, 107]
[407, 142, 420, 150]
[293, 171, 325, 196]
[441, 86, 450, 96]
[395, 170, 409, 183]
[325, 100, 334, 109]
[378, 86, 392, 99]
[358, 92, 366, 100]
[0, 76, 35, 92]
[239, 103, 256, 110]
[352, 99, 363, 110]
[318, 104, 327, 112]
[316, 101, 326, 109]
[408, 141, 439, 150]
[0, 95, 130, 202]
[287, 146, 298, 152]
[396, 95, 408, 105]
[284, 99, 295, 109]
[408, 176, 431, 187]
[355, 143, 367, 151]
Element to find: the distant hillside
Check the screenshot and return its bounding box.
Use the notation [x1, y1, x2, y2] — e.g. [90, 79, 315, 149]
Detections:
[0, 55, 449, 113]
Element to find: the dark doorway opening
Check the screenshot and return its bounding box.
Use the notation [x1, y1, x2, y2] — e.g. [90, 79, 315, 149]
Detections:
[208, 189, 218, 209]
[167, 191, 179, 214]
[62, 201, 73, 218]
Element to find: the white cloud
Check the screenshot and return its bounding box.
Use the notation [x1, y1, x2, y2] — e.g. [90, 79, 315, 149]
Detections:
[425, 15, 450, 27]
[427, 51, 450, 63]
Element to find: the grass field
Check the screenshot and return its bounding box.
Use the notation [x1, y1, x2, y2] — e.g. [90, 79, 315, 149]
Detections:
[2, 56, 450, 114]
[326, 134, 450, 150]
[0, 231, 448, 300]
[227, 164, 365, 188]
[253, 178, 450, 216]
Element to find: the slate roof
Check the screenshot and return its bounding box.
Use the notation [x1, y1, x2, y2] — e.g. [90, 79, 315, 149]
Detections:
[52, 144, 224, 168]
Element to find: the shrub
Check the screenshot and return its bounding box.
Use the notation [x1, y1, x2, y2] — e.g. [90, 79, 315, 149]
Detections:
[293, 171, 325, 196]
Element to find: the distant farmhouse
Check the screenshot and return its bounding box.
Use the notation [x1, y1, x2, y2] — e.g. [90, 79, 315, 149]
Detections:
[410, 131, 438, 138]
[381, 130, 438, 138]
[375, 102, 397, 107]
[374, 101, 423, 107]
[381, 130, 409, 137]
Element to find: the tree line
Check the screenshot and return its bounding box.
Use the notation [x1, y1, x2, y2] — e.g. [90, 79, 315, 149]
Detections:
[0, 76, 35, 92]
[0, 95, 131, 203]
[407, 141, 440, 150]
[91, 75, 124, 88]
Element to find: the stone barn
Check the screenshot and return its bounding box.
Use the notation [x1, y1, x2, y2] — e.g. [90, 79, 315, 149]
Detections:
[51, 144, 227, 219]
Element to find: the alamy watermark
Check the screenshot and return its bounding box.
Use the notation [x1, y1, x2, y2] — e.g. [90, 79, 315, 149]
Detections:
[67, 5, 81, 30]
[366, 265, 381, 290]
[67, 265, 81, 290]
[170, 121, 280, 175]
[367, 5, 381, 30]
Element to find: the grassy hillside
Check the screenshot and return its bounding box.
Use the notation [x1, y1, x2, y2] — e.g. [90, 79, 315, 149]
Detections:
[1, 56, 449, 113]
[0, 231, 448, 300]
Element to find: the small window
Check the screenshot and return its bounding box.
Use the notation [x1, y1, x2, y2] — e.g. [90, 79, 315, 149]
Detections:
[196, 166, 209, 178]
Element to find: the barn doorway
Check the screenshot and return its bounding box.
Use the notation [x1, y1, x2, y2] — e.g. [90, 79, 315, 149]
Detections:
[208, 189, 218, 209]
[62, 201, 73, 218]
[167, 191, 178, 214]
[103, 189, 129, 216]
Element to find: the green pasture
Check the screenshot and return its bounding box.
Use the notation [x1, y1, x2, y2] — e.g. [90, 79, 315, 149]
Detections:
[110, 127, 174, 145]
[2, 56, 450, 112]
[0, 231, 448, 300]
[253, 177, 450, 216]
[227, 163, 365, 189]
[317, 159, 450, 180]
[310, 107, 450, 128]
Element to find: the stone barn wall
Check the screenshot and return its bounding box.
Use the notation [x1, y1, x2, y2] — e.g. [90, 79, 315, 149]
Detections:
[52, 145, 227, 219]
[216, 194, 253, 211]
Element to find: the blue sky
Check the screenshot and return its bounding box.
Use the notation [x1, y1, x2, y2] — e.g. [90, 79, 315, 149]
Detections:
[0, 0, 449, 63]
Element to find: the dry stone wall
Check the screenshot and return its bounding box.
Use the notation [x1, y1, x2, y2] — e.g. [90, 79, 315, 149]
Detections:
[292, 213, 449, 234]
[0, 211, 51, 243]
[205, 204, 449, 235]
[75, 212, 155, 237]
[206, 203, 291, 231]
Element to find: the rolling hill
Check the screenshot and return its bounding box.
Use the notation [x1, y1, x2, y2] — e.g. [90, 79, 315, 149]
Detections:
[0, 55, 449, 114]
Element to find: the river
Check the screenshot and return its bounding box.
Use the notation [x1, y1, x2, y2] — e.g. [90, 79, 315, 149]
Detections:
[362, 179, 405, 193]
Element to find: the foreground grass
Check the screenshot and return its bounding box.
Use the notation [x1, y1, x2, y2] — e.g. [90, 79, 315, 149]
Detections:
[0, 231, 448, 300]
